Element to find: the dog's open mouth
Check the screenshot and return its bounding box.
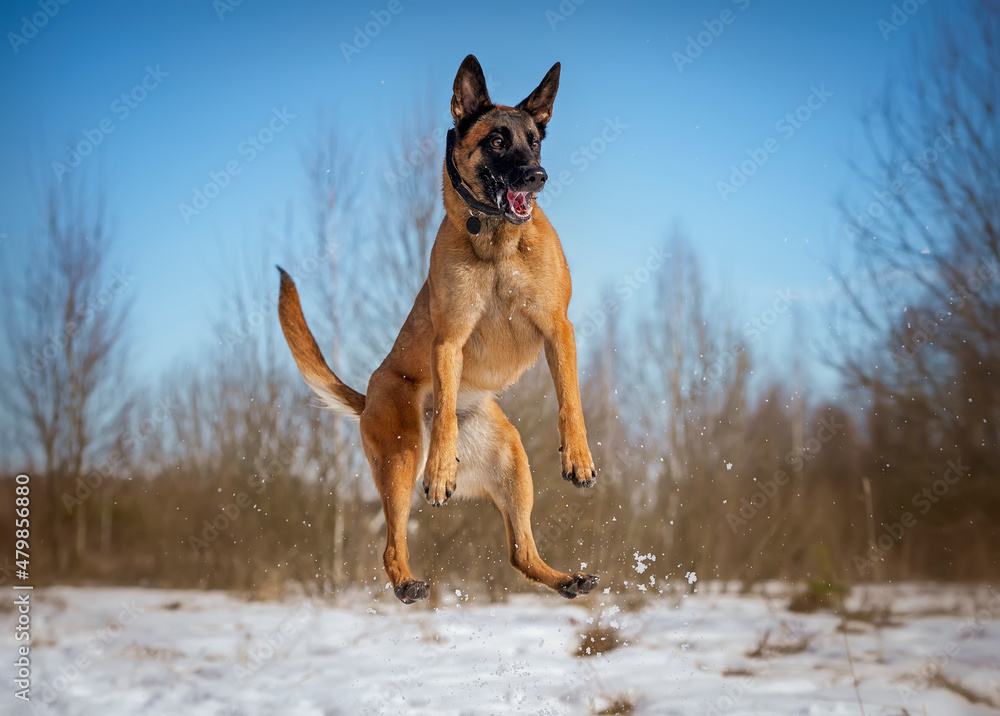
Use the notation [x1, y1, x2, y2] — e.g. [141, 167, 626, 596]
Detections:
[500, 189, 533, 224]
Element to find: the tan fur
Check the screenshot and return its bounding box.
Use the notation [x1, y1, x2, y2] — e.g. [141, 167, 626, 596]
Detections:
[278, 55, 598, 602]
[277, 270, 365, 420]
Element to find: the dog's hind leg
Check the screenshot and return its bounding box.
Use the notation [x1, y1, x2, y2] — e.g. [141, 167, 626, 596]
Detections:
[472, 399, 599, 599]
[372, 451, 428, 604]
[361, 377, 429, 604]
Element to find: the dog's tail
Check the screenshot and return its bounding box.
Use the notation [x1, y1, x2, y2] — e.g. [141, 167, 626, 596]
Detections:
[277, 267, 366, 420]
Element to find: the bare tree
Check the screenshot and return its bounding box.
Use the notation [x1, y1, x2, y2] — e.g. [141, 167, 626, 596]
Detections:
[298, 114, 364, 584]
[353, 93, 443, 364]
[832, 0, 1000, 578]
[1, 176, 131, 571]
[640, 236, 752, 575]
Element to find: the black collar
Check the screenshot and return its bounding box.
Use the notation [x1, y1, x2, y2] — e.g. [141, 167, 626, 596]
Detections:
[446, 128, 503, 233]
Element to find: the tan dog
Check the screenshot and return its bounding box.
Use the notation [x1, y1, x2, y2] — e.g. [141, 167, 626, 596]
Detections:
[278, 54, 598, 603]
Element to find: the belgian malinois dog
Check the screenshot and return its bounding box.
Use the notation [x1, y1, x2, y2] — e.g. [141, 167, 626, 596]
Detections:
[278, 55, 598, 604]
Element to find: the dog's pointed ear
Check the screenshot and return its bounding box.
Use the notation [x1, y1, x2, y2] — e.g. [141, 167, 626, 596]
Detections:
[517, 62, 560, 128]
[451, 55, 493, 126]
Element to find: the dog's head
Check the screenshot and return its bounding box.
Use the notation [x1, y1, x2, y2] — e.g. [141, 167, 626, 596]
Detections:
[448, 55, 559, 225]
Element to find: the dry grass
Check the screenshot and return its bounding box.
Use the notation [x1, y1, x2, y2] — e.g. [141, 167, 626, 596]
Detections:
[932, 671, 1000, 708]
[788, 589, 832, 613]
[746, 624, 814, 659]
[120, 644, 185, 662]
[787, 580, 847, 613]
[591, 694, 636, 714]
[576, 625, 626, 658]
[837, 607, 902, 630]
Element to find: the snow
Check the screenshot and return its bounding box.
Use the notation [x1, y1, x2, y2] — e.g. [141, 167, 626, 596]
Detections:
[4, 583, 999, 715]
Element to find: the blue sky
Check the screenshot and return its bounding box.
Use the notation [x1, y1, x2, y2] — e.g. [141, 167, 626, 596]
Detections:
[0, 0, 947, 394]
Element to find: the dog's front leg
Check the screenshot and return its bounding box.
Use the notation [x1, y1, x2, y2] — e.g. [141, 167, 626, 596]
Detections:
[543, 315, 596, 487]
[424, 335, 464, 505]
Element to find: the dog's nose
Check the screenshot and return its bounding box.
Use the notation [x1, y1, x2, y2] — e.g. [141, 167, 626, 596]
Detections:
[520, 167, 548, 190]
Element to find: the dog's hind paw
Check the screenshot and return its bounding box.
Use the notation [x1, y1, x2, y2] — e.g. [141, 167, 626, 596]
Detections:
[557, 573, 599, 599]
[394, 579, 430, 604]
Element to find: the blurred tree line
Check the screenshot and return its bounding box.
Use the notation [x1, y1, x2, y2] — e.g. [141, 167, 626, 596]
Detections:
[0, 0, 996, 597]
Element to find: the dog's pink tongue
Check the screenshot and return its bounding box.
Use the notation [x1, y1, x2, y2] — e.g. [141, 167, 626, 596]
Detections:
[507, 190, 528, 213]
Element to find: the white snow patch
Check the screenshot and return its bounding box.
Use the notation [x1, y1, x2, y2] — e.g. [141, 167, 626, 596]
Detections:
[2, 583, 998, 715]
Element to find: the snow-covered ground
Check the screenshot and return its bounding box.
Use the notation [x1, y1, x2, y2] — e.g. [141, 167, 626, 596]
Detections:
[4, 581, 1000, 715]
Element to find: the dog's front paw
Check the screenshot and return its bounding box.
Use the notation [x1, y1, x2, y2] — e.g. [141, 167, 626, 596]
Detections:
[423, 446, 458, 506]
[560, 441, 596, 488]
[394, 579, 430, 604]
[557, 573, 600, 599]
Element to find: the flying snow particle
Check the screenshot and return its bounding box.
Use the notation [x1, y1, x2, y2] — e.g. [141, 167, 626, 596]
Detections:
[601, 604, 621, 622]
[633, 552, 655, 574]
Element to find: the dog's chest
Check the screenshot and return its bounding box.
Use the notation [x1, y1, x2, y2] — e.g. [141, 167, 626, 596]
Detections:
[462, 263, 544, 389]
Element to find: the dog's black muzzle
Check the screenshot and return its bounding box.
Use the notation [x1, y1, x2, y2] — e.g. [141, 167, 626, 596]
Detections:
[513, 166, 548, 193]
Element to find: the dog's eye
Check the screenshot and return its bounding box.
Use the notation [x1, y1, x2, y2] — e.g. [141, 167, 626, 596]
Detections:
[491, 136, 504, 149]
